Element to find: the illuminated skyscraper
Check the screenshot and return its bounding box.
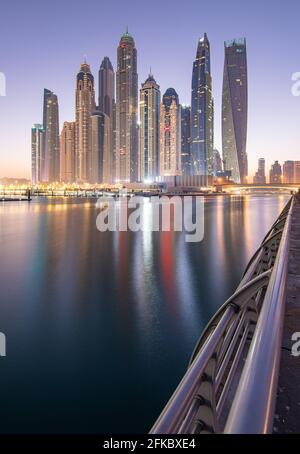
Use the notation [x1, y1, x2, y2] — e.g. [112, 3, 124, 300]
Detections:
[43, 88, 60, 182]
[222, 38, 248, 184]
[99, 57, 115, 182]
[98, 57, 115, 118]
[181, 105, 192, 176]
[31, 124, 44, 184]
[140, 73, 160, 182]
[75, 61, 96, 183]
[160, 88, 181, 176]
[60, 121, 75, 183]
[91, 111, 111, 184]
[116, 29, 138, 182]
[191, 33, 213, 177]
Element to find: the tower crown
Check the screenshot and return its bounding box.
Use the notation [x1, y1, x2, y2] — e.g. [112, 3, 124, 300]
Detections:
[120, 28, 135, 45]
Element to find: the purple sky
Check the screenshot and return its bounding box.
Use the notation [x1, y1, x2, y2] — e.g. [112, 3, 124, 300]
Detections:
[0, 0, 299, 179]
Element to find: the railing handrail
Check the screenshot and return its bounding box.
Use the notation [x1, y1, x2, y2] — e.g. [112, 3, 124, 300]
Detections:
[150, 196, 294, 434]
[224, 196, 294, 433]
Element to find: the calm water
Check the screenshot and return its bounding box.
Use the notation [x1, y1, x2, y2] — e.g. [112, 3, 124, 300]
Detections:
[0, 194, 288, 433]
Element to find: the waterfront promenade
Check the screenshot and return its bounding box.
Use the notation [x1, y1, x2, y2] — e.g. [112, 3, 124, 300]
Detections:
[275, 194, 300, 433]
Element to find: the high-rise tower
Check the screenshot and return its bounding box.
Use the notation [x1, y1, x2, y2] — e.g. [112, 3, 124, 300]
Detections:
[181, 105, 192, 176]
[43, 88, 60, 182]
[31, 123, 44, 184]
[160, 88, 181, 176]
[191, 33, 213, 177]
[140, 73, 160, 182]
[116, 29, 138, 182]
[75, 61, 96, 183]
[60, 121, 76, 183]
[222, 38, 248, 184]
[98, 57, 115, 182]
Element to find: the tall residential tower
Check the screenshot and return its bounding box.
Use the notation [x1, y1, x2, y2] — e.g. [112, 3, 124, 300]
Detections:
[191, 33, 213, 177]
[160, 88, 181, 176]
[222, 38, 248, 184]
[98, 57, 115, 182]
[75, 61, 96, 183]
[43, 88, 60, 182]
[140, 73, 160, 182]
[116, 30, 138, 182]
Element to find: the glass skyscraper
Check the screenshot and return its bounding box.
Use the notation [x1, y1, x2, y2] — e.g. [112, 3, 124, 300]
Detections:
[181, 105, 192, 176]
[31, 123, 44, 184]
[140, 73, 160, 182]
[116, 30, 138, 182]
[43, 88, 60, 182]
[191, 33, 213, 177]
[98, 57, 115, 182]
[222, 38, 248, 184]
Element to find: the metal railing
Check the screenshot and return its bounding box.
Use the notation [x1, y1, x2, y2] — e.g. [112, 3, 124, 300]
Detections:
[150, 196, 294, 434]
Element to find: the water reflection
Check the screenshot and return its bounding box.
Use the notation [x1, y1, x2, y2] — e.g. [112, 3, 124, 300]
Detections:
[0, 195, 289, 433]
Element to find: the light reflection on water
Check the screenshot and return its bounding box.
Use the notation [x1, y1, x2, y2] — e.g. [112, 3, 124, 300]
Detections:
[0, 194, 289, 433]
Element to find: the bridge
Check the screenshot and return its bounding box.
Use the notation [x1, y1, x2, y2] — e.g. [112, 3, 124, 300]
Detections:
[150, 193, 300, 434]
[215, 183, 300, 194]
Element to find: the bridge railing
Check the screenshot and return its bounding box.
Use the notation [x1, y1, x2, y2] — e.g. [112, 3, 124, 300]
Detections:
[150, 196, 294, 434]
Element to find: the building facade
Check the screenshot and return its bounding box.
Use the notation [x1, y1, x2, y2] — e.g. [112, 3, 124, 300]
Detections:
[253, 158, 266, 184]
[99, 57, 115, 182]
[191, 33, 214, 177]
[181, 105, 192, 176]
[269, 160, 282, 183]
[60, 121, 76, 183]
[31, 124, 44, 184]
[43, 88, 60, 182]
[91, 111, 111, 184]
[222, 38, 248, 184]
[139, 74, 160, 182]
[75, 62, 96, 183]
[116, 30, 138, 182]
[160, 88, 181, 176]
[283, 160, 294, 183]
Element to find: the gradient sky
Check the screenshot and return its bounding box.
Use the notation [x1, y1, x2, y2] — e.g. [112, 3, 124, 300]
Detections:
[0, 0, 299, 179]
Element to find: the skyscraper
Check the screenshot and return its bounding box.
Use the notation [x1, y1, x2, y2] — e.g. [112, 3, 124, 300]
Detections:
[140, 73, 160, 182]
[31, 124, 44, 184]
[269, 160, 282, 183]
[191, 33, 214, 177]
[116, 29, 138, 182]
[181, 105, 192, 176]
[91, 111, 111, 184]
[222, 38, 248, 184]
[43, 88, 60, 182]
[283, 161, 294, 183]
[98, 57, 115, 118]
[160, 88, 181, 176]
[60, 121, 76, 183]
[212, 149, 223, 175]
[75, 61, 96, 183]
[253, 158, 266, 184]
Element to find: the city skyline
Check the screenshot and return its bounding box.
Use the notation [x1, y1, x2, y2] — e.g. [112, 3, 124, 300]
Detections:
[0, 0, 300, 179]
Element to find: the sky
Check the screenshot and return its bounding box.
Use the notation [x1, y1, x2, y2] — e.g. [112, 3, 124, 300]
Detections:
[0, 0, 299, 179]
